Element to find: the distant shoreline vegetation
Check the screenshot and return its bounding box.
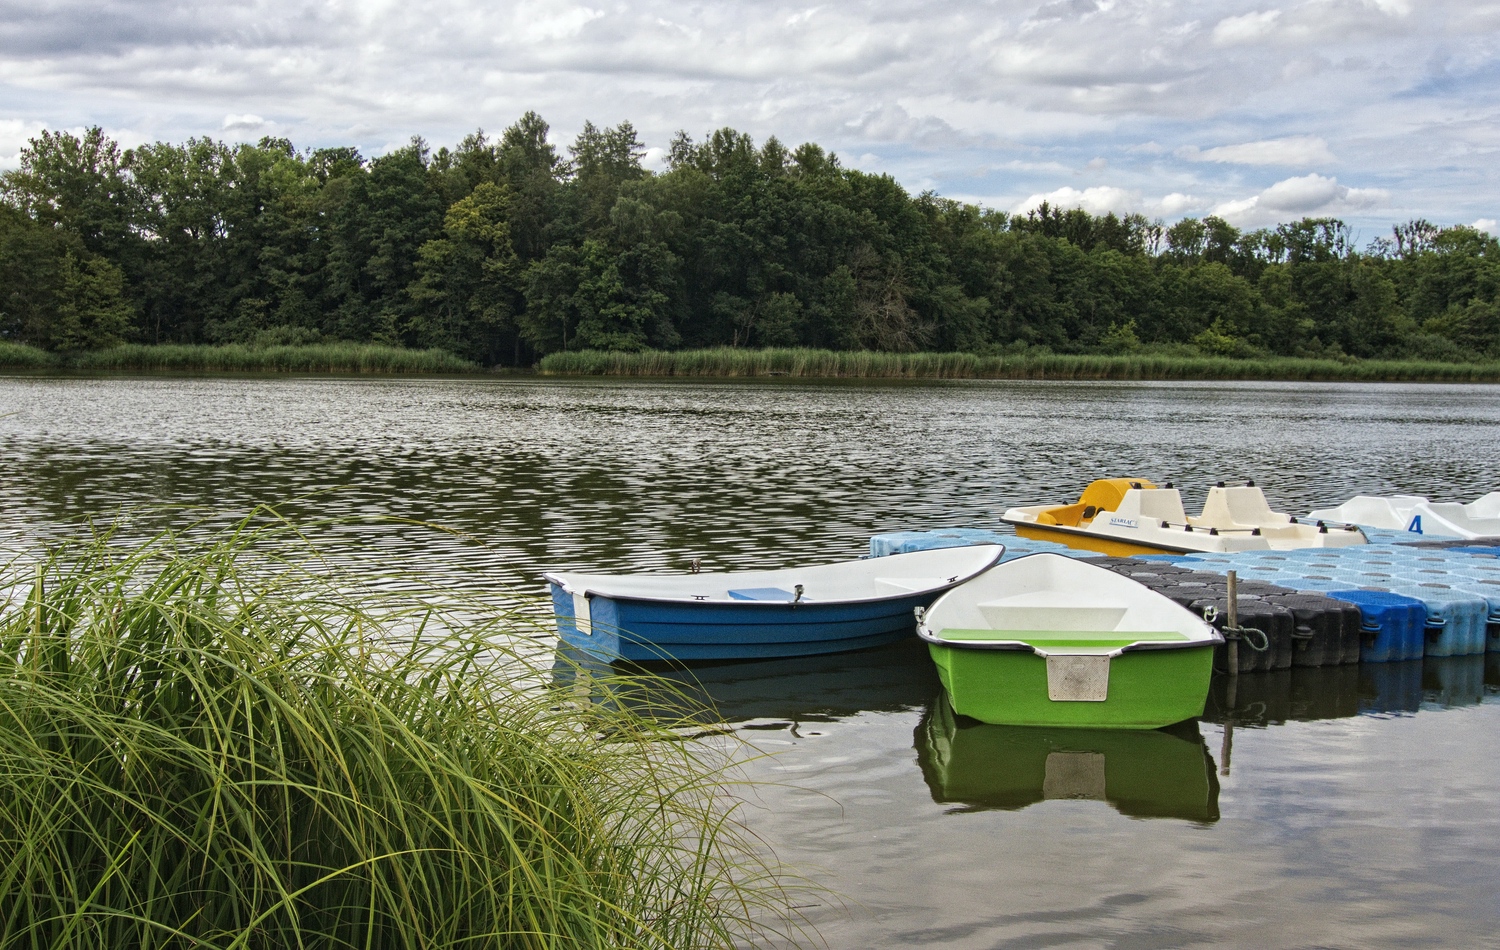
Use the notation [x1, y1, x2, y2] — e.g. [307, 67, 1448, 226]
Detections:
[5, 340, 1500, 382]
[539, 347, 1500, 382]
[0, 340, 475, 373]
[2, 115, 1497, 371]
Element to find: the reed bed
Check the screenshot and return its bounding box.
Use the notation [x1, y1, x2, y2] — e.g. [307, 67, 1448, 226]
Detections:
[539, 348, 1500, 383]
[0, 342, 57, 370]
[68, 343, 476, 374]
[0, 517, 797, 950]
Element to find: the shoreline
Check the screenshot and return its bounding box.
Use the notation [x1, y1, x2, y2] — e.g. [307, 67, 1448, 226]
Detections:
[0, 341, 478, 375]
[538, 347, 1500, 383]
[5, 342, 1500, 383]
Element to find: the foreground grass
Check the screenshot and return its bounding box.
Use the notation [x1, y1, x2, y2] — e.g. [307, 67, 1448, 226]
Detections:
[0, 342, 475, 374]
[540, 347, 1500, 382]
[0, 517, 796, 949]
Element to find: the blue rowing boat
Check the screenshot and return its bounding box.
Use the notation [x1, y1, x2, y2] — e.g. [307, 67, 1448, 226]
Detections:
[544, 544, 1005, 662]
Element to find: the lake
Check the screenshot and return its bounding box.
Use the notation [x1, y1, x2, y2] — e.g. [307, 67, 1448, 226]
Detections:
[3, 373, 1499, 948]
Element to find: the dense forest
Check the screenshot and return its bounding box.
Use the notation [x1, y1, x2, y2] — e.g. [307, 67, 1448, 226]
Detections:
[1, 114, 1497, 366]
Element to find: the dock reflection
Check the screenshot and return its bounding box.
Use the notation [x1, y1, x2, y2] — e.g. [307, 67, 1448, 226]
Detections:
[1201, 656, 1494, 725]
[556, 641, 1500, 731]
[915, 697, 1220, 822]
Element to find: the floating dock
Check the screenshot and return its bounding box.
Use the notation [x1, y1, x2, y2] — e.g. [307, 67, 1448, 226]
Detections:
[871, 528, 1500, 668]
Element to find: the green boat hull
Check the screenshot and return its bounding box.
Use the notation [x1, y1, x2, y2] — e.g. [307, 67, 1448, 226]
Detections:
[928, 643, 1216, 728]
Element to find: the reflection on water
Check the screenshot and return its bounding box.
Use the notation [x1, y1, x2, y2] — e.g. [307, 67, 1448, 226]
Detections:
[916, 698, 1219, 822]
[551, 639, 947, 754]
[1204, 656, 1494, 726]
[6, 376, 1500, 592]
[5, 375, 1500, 949]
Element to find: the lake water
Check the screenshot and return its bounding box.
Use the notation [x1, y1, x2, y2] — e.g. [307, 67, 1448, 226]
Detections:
[3, 374, 1499, 948]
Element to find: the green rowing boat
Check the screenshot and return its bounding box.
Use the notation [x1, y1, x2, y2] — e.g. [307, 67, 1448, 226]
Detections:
[918, 553, 1221, 728]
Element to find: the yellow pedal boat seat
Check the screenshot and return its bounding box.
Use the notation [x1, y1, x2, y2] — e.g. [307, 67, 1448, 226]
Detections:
[1035, 478, 1157, 527]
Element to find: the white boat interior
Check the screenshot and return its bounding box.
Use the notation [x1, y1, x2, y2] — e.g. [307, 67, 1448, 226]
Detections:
[1308, 491, 1500, 539]
[545, 543, 1005, 604]
[921, 554, 1220, 656]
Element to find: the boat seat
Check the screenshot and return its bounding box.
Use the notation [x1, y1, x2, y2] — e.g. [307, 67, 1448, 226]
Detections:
[1469, 492, 1500, 519]
[978, 603, 1127, 631]
[874, 577, 946, 593]
[1036, 502, 1087, 526]
[1123, 489, 1189, 525]
[1196, 485, 1288, 528]
[727, 587, 801, 601]
[936, 629, 1191, 651]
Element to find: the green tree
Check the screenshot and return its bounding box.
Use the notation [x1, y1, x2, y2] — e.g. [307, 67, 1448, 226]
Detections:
[411, 182, 521, 362]
[522, 239, 679, 352]
[50, 252, 133, 350]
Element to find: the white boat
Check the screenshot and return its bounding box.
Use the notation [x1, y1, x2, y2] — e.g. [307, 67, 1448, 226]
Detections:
[1001, 478, 1366, 556]
[1308, 492, 1500, 540]
[545, 544, 1006, 662]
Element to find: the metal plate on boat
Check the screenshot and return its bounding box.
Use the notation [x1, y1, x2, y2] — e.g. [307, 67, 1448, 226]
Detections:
[1046, 655, 1110, 701]
[1043, 752, 1106, 800]
[571, 592, 593, 636]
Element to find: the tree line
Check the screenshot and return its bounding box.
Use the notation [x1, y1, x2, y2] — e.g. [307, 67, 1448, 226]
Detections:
[2, 115, 1497, 364]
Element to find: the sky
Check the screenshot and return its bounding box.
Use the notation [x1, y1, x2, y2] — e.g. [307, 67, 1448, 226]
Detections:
[1, 0, 1497, 239]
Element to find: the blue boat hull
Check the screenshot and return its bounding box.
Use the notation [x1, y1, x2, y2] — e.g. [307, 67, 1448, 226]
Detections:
[549, 585, 939, 662]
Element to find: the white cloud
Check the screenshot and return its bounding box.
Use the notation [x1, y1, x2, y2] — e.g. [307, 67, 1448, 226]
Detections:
[1259, 172, 1345, 211]
[1474, 218, 1498, 235]
[1213, 173, 1389, 226]
[640, 145, 668, 172]
[846, 102, 966, 146]
[1156, 192, 1210, 217]
[1013, 185, 1139, 216]
[221, 113, 268, 132]
[0, 0, 1492, 230]
[1009, 190, 1206, 219]
[1212, 10, 1282, 46]
[514, 2, 605, 43]
[1178, 135, 1335, 166]
[0, 118, 48, 170]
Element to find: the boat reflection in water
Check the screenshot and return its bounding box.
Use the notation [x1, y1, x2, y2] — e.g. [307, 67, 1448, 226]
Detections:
[915, 696, 1220, 823]
[551, 637, 943, 725]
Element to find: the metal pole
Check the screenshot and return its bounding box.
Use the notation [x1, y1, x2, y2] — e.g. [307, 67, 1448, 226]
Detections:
[1226, 569, 1239, 676]
[1220, 569, 1239, 775]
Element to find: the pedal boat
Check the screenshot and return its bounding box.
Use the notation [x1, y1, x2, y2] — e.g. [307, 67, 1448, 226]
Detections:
[1308, 492, 1500, 539]
[917, 553, 1222, 728]
[1000, 478, 1367, 556]
[544, 543, 1005, 662]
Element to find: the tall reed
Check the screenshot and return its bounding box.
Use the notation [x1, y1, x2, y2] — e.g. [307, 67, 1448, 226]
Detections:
[0, 342, 58, 370]
[0, 517, 796, 949]
[538, 347, 1500, 383]
[68, 343, 476, 374]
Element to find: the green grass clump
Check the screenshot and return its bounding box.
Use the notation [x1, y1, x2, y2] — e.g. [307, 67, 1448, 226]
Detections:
[539, 347, 1500, 382]
[0, 342, 58, 370]
[0, 518, 793, 949]
[70, 343, 476, 374]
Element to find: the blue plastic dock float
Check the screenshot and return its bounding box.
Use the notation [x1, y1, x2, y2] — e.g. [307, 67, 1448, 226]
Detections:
[1325, 590, 1428, 662]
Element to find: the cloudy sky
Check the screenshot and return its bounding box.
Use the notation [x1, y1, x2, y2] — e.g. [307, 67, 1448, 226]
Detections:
[2, 0, 1497, 237]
